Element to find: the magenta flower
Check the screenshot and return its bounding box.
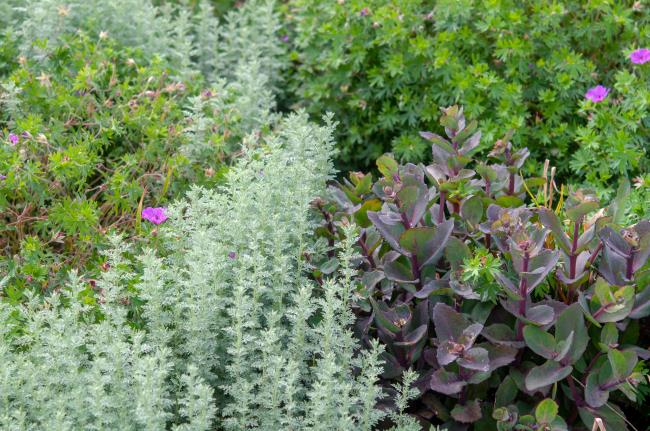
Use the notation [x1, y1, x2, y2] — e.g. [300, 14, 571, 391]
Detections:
[8, 133, 19, 145]
[0, 174, 6, 180]
[630, 48, 650, 65]
[585, 85, 609, 103]
[141, 207, 168, 225]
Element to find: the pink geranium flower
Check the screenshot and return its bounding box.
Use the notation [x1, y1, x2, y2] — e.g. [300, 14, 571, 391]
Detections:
[630, 48, 650, 65]
[141, 207, 168, 225]
[585, 85, 609, 103]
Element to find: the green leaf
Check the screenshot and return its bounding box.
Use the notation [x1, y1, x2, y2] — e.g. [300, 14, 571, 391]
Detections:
[394, 324, 427, 347]
[555, 303, 588, 364]
[353, 198, 382, 228]
[593, 282, 635, 323]
[371, 299, 400, 333]
[376, 154, 399, 178]
[525, 360, 572, 391]
[538, 208, 571, 253]
[367, 210, 405, 251]
[460, 195, 483, 226]
[457, 347, 490, 371]
[383, 252, 416, 283]
[495, 195, 524, 208]
[419, 131, 455, 154]
[522, 304, 555, 326]
[451, 399, 482, 423]
[608, 349, 627, 381]
[585, 370, 609, 408]
[599, 323, 618, 350]
[554, 331, 574, 363]
[445, 236, 470, 270]
[608, 349, 637, 383]
[578, 404, 628, 430]
[610, 180, 630, 226]
[421, 219, 454, 267]
[352, 172, 373, 194]
[495, 375, 518, 408]
[566, 201, 599, 222]
[432, 303, 471, 343]
[523, 325, 557, 360]
[429, 368, 466, 395]
[399, 227, 436, 264]
[320, 258, 339, 275]
[535, 398, 558, 424]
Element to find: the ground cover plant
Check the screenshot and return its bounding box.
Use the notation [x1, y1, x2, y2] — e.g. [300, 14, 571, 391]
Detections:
[0, 0, 282, 299]
[317, 106, 650, 429]
[286, 0, 650, 206]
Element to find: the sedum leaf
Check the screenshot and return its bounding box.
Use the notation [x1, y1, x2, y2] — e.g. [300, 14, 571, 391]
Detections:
[523, 325, 557, 360]
[535, 398, 558, 425]
[525, 360, 572, 391]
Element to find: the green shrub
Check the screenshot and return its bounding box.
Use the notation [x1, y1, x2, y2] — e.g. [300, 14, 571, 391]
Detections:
[318, 106, 650, 429]
[0, 28, 275, 298]
[287, 0, 649, 196]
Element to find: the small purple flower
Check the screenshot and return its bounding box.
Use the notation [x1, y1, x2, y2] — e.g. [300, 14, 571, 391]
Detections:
[630, 48, 650, 65]
[228, 251, 237, 260]
[0, 174, 6, 181]
[141, 207, 168, 225]
[281, 35, 289, 43]
[8, 133, 19, 145]
[585, 85, 609, 103]
[360, 7, 370, 16]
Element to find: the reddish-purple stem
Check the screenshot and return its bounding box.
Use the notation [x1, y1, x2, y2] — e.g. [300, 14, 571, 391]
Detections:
[484, 177, 492, 250]
[437, 192, 446, 224]
[587, 242, 603, 267]
[601, 378, 628, 391]
[515, 252, 530, 340]
[566, 216, 583, 301]
[626, 250, 635, 281]
[318, 205, 337, 258]
[507, 172, 515, 195]
[592, 303, 612, 320]
[567, 377, 584, 408]
[583, 352, 603, 383]
[396, 199, 422, 289]
[357, 233, 376, 268]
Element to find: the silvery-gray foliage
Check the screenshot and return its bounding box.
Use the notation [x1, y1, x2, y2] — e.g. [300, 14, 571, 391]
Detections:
[9, 0, 286, 84]
[0, 239, 216, 430]
[180, 60, 276, 163]
[0, 112, 397, 430]
[211, 0, 287, 90]
[15, 0, 192, 71]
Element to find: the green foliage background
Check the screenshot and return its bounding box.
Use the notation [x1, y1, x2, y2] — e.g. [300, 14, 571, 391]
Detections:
[286, 0, 649, 200]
